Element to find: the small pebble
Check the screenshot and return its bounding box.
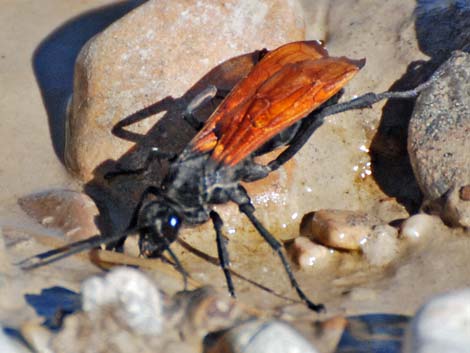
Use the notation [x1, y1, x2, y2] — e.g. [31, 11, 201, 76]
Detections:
[460, 185, 470, 201]
[288, 236, 334, 269]
[206, 320, 319, 353]
[81, 267, 163, 335]
[399, 214, 440, 242]
[360, 224, 399, 266]
[300, 209, 382, 250]
[403, 288, 470, 353]
[18, 190, 100, 242]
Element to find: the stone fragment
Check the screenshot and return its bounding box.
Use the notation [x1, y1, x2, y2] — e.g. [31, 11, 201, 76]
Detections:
[441, 185, 470, 228]
[18, 190, 100, 242]
[360, 224, 399, 266]
[408, 51, 470, 201]
[300, 209, 383, 250]
[206, 320, 319, 353]
[403, 288, 470, 353]
[287, 236, 334, 269]
[81, 267, 163, 335]
[65, 0, 305, 181]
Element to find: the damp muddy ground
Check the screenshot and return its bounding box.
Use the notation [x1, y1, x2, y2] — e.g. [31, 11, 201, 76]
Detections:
[0, 1, 469, 352]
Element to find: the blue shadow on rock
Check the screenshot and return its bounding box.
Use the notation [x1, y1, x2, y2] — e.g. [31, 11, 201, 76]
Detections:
[32, 0, 146, 163]
[336, 314, 410, 353]
[24, 286, 82, 330]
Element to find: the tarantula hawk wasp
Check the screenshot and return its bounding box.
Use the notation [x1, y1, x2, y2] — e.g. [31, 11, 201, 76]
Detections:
[20, 41, 438, 312]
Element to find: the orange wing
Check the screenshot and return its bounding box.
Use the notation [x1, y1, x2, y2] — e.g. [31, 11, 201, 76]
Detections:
[189, 41, 365, 166]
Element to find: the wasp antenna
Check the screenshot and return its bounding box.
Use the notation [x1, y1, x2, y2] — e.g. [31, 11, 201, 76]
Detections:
[17, 230, 135, 271]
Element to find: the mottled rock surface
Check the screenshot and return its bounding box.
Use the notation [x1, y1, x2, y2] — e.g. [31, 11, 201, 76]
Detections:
[65, 0, 305, 181]
[18, 190, 100, 242]
[408, 51, 470, 201]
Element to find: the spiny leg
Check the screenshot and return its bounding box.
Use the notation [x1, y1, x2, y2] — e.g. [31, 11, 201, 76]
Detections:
[267, 72, 440, 172]
[238, 203, 325, 312]
[111, 96, 175, 141]
[184, 86, 218, 130]
[108, 86, 224, 178]
[228, 186, 324, 312]
[210, 210, 235, 297]
[183, 85, 230, 130]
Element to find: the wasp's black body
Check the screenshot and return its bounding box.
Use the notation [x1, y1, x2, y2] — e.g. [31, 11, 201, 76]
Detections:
[130, 107, 319, 308]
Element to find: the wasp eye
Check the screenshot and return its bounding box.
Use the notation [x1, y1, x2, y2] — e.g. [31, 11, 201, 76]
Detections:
[169, 216, 179, 227]
[161, 212, 181, 241]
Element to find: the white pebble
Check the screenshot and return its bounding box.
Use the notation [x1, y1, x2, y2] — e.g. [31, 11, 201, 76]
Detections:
[81, 267, 163, 335]
[288, 236, 333, 269]
[361, 225, 399, 266]
[208, 320, 319, 353]
[403, 288, 470, 353]
[400, 214, 439, 242]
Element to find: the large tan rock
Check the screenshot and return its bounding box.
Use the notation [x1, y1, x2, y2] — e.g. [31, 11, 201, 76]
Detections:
[65, 0, 305, 181]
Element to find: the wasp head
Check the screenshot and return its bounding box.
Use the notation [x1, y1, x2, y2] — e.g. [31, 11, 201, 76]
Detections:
[138, 200, 183, 258]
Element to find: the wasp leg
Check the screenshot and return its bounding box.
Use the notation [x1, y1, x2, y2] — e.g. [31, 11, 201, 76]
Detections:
[112, 96, 175, 141]
[239, 115, 324, 183]
[267, 73, 440, 173]
[210, 210, 235, 297]
[266, 113, 325, 172]
[184, 85, 230, 130]
[104, 148, 176, 180]
[229, 186, 325, 312]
